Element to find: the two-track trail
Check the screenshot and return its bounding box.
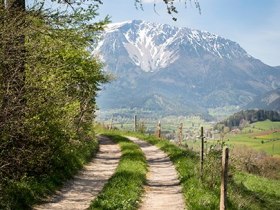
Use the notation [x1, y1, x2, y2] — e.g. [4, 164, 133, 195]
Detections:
[34, 135, 185, 210]
[33, 135, 121, 210]
[127, 136, 185, 210]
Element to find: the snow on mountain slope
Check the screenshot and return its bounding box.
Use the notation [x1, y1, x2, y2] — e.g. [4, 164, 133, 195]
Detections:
[95, 20, 280, 117]
[96, 20, 251, 72]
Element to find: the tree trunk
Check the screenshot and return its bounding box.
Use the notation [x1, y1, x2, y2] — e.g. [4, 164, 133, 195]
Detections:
[7, 0, 25, 9]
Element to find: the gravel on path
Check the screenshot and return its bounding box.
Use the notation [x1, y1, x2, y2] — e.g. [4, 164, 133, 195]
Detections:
[127, 136, 185, 210]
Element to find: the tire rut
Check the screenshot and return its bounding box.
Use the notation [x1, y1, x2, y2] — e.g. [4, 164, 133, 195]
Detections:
[127, 136, 185, 210]
[33, 135, 121, 210]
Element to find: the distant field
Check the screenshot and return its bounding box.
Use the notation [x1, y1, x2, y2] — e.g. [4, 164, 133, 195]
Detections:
[99, 116, 280, 156]
[242, 120, 280, 132]
[221, 120, 280, 156]
[227, 120, 280, 156]
[100, 115, 213, 134]
[180, 120, 280, 157]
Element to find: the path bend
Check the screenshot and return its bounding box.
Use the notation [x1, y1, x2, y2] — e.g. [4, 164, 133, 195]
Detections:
[33, 135, 121, 210]
[127, 136, 185, 210]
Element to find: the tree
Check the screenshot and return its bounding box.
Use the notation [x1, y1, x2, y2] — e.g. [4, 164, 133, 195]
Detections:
[0, 1, 109, 207]
[1, 0, 200, 207]
[0, 0, 199, 130]
[0, 0, 108, 144]
[0, 0, 26, 132]
[135, 0, 201, 21]
[0, 0, 106, 127]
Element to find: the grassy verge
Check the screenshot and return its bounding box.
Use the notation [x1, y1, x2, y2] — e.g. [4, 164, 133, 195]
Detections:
[89, 133, 147, 210]
[1, 136, 98, 210]
[135, 134, 219, 209]
[130, 133, 280, 210]
[233, 173, 280, 208]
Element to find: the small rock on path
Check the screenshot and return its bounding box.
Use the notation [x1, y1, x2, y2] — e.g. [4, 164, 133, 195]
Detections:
[127, 136, 185, 210]
[33, 135, 121, 210]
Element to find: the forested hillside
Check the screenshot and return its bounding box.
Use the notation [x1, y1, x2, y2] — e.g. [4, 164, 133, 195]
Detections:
[216, 110, 280, 129]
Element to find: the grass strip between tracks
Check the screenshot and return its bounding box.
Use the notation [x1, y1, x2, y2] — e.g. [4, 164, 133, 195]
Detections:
[90, 133, 147, 210]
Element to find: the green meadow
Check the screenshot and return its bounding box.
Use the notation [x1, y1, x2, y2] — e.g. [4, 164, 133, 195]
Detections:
[227, 120, 280, 156]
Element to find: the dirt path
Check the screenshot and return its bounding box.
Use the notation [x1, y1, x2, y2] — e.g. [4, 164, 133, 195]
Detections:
[127, 136, 185, 210]
[34, 135, 121, 210]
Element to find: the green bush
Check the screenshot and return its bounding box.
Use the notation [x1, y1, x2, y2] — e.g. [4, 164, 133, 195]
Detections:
[231, 146, 280, 180]
[0, 7, 108, 209]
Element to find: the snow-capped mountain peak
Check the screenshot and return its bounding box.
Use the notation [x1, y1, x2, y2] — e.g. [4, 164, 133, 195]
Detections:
[95, 20, 280, 116]
[97, 20, 251, 72]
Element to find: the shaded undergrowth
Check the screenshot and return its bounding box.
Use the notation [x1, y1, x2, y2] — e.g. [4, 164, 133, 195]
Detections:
[90, 133, 147, 210]
[1, 136, 98, 210]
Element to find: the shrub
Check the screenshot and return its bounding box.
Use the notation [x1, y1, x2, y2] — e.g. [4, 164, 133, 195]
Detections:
[231, 146, 280, 179]
[0, 7, 108, 209]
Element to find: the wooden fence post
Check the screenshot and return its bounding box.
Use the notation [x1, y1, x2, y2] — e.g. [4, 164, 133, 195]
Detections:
[156, 121, 161, 138]
[110, 117, 113, 130]
[220, 147, 229, 210]
[178, 123, 183, 146]
[134, 115, 137, 132]
[200, 126, 204, 178]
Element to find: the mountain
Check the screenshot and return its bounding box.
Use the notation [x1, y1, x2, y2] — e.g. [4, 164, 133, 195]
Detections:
[246, 88, 280, 112]
[95, 20, 280, 117]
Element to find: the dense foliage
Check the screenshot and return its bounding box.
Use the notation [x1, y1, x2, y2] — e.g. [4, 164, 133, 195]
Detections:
[0, 4, 109, 209]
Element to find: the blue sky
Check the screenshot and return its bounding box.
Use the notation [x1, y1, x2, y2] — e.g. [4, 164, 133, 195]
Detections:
[97, 0, 280, 66]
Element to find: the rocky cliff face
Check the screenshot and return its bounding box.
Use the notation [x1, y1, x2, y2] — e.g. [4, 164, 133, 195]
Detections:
[246, 88, 280, 112]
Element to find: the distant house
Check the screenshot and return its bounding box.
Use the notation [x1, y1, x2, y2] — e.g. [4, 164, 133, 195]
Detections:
[231, 128, 241, 134]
